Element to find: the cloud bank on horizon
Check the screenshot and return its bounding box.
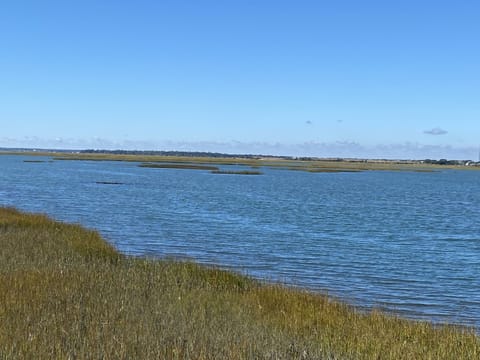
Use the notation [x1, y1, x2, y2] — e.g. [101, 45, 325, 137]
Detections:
[1, 136, 478, 161]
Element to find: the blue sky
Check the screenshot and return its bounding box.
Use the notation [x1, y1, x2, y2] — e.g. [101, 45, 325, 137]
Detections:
[1, 1, 479, 159]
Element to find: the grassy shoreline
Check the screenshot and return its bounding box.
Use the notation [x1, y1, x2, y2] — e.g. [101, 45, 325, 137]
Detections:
[0, 207, 478, 359]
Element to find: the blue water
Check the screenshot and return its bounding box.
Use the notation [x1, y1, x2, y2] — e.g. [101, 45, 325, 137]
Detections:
[1, 155, 480, 328]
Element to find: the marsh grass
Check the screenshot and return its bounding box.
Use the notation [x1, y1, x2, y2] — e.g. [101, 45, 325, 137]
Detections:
[1, 208, 478, 359]
[138, 163, 219, 171]
[273, 167, 363, 173]
[211, 170, 263, 175]
[38, 151, 473, 172]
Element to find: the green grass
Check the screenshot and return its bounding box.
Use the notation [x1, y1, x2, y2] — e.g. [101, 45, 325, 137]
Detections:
[0, 207, 478, 359]
[272, 167, 363, 173]
[211, 170, 263, 175]
[139, 163, 220, 171]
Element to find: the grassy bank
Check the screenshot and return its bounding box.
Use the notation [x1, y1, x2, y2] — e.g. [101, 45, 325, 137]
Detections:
[0, 208, 478, 359]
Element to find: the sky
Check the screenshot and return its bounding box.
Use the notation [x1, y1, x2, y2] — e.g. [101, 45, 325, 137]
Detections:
[1, 0, 479, 159]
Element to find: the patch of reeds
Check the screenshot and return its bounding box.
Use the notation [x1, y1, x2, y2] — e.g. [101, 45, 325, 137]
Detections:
[0, 207, 478, 359]
[28, 151, 473, 172]
[211, 170, 263, 175]
[139, 163, 219, 171]
[306, 168, 361, 173]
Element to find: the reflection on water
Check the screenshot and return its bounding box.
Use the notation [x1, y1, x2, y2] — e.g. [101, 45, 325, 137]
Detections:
[1, 155, 480, 328]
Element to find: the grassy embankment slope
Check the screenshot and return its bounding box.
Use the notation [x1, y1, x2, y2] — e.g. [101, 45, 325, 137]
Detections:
[0, 208, 478, 359]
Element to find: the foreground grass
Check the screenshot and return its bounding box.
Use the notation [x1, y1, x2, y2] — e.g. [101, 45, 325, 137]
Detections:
[0, 208, 478, 359]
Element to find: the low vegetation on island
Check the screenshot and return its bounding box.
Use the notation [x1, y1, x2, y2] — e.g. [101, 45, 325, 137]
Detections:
[0, 208, 478, 359]
[211, 170, 263, 175]
[5, 149, 477, 173]
[138, 163, 220, 171]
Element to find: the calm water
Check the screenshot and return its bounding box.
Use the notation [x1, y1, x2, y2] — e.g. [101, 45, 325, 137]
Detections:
[1, 155, 480, 328]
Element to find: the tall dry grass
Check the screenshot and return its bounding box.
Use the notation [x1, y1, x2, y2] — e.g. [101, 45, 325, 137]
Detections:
[0, 207, 478, 359]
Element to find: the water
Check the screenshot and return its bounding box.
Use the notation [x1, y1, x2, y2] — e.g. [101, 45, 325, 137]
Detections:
[1, 155, 480, 328]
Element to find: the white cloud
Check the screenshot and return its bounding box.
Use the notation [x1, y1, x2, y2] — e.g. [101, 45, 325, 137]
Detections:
[424, 127, 448, 136]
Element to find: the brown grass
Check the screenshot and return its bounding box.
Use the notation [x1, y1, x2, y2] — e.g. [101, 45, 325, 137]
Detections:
[138, 163, 219, 171]
[211, 170, 263, 175]
[0, 207, 478, 359]
[3, 150, 474, 172]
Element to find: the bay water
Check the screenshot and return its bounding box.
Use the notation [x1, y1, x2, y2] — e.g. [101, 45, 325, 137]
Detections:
[1, 155, 479, 328]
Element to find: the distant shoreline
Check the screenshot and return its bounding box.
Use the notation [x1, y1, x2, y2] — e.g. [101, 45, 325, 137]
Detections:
[2, 148, 480, 172]
[1, 147, 479, 165]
